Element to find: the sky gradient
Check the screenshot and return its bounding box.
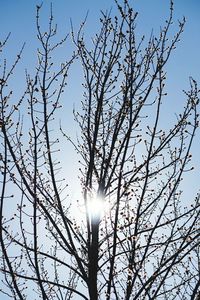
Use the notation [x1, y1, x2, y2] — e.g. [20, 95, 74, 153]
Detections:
[1, 0, 200, 230]
[0, 1, 200, 298]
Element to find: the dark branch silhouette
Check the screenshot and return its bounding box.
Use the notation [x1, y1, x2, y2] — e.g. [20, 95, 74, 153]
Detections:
[0, 1, 200, 299]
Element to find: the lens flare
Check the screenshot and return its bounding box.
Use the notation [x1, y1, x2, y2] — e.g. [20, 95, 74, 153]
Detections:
[87, 194, 108, 222]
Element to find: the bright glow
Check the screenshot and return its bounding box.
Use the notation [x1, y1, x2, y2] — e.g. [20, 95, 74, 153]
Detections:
[88, 196, 103, 218]
[69, 189, 110, 223]
[87, 194, 109, 222]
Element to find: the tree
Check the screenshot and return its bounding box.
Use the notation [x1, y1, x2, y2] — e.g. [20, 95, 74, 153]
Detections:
[0, 1, 199, 299]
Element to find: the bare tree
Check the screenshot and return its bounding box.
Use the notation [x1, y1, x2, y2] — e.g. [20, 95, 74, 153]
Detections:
[0, 1, 200, 299]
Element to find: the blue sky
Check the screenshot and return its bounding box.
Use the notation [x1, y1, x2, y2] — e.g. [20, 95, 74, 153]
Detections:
[1, 0, 200, 88]
[0, 0, 199, 222]
[1, 0, 200, 74]
[0, 0, 199, 225]
[0, 0, 200, 110]
[0, 1, 200, 298]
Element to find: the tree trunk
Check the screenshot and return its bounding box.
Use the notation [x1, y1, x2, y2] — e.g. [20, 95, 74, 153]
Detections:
[88, 218, 99, 300]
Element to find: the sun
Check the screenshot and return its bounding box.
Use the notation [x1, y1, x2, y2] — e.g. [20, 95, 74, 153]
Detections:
[87, 195, 104, 219]
[86, 193, 109, 222]
[70, 189, 110, 223]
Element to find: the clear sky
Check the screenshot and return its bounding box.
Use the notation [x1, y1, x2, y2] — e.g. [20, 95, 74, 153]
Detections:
[1, 0, 200, 81]
[2, 0, 199, 195]
[1, 0, 200, 114]
[1, 0, 200, 102]
[1, 0, 200, 227]
[0, 1, 200, 298]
